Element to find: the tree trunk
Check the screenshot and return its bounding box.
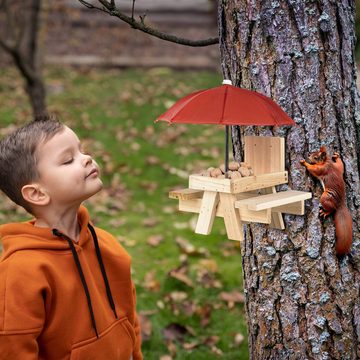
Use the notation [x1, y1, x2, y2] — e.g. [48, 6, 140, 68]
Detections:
[0, 0, 47, 117]
[219, 1, 360, 359]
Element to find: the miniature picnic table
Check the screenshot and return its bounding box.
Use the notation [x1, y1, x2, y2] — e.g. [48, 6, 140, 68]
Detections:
[169, 136, 312, 241]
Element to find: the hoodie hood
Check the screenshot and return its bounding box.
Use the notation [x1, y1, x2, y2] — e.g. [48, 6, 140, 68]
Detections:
[0, 205, 90, 261]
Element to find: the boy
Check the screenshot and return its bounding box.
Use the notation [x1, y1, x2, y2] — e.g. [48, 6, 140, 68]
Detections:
[0, 117, 142, 360]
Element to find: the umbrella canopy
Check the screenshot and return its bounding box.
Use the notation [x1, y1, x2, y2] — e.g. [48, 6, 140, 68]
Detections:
[156, 82, 295, 126]
[155, 80, 295, 177]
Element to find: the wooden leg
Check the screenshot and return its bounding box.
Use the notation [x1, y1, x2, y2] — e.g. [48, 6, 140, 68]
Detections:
[219, 193, 244, 241]
[263, 187, 285, 229]
[195, 191, 219, 235]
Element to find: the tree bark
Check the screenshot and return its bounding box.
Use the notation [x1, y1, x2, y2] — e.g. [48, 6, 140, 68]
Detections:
[219, 1, 360, 359]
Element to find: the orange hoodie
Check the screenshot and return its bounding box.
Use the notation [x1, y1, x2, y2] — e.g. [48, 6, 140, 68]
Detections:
[0, 206, 142, 360]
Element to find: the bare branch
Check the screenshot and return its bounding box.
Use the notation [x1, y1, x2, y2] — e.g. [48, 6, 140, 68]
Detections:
[131, 0, 135, 22]
[78, 0, 218, 47]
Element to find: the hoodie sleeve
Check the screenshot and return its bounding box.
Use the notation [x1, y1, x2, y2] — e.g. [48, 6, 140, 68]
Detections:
[132, 283, 143, 360]
[0, 255, 46, 359]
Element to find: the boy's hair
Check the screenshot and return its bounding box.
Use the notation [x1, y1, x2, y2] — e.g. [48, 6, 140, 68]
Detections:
[0, 115, 64, 214]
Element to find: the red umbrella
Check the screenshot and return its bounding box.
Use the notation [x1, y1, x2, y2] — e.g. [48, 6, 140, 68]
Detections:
[155, 80, 295, 174]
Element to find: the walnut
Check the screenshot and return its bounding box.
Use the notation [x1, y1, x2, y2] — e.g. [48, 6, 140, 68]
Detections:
[230, 171, 242, 179]
[229, 161, 240, 171]
[239, 166, 251, 177]
[210, 168, 222, 177]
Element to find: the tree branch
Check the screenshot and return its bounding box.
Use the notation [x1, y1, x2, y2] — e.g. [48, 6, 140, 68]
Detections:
[78, 0, 219, 47]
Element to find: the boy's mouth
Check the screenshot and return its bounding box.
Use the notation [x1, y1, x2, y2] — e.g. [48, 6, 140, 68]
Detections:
[85, 168, 99, 179]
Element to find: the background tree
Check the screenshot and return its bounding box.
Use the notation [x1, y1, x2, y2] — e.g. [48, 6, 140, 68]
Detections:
[0, 0, 47, 117]
[219, 1, 360, 358]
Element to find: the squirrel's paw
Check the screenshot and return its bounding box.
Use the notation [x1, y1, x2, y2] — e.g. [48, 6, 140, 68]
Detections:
[300, 159, 306, 165]
[319, 208, 330, 218]
[332, 152, 340, 160]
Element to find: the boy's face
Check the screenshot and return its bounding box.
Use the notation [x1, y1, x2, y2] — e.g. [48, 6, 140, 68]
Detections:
[35, 126, 103, 207]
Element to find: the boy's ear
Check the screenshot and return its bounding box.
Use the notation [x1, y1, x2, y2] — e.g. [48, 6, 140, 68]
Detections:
[21, 184, 50, 207]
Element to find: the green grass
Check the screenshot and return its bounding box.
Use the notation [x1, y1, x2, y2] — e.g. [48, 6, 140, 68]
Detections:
[0, 66, 249, 359]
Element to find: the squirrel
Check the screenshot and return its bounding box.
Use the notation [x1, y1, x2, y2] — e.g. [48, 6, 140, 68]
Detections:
[300, 146, 352, 256]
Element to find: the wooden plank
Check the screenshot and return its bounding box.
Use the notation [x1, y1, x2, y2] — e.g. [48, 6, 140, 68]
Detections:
[169, 188, 203, 200]
[272, 201, 305, 215]
[231, 171, 288, 193]
[244, 136, 285, 175]
[189, 175, 232, 193]
[179, 198, 271, 224]
[236, 190, 312, 211]
[189, 171, 288, 194]
[263, 187, 284, 230]
[219, 193, 244, 241]
[195, 191, 219, 235]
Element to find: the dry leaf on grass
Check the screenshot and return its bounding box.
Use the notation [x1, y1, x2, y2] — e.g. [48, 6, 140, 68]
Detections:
[159, 356, 172, 360]
[169, 269, 194, 288]
[176, 237, 209, 257]
[142, 217, 159, 227]
[138, 312, 152, 342]
[143, 270, 161, 292]
[147, 234, 164, 247]
[233, 333, 245, 347]
[162, 323, 189, 342]
[219, 291, 245, 308]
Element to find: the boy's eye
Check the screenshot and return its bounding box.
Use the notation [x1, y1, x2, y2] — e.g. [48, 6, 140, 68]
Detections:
[63, 158, 73, 165]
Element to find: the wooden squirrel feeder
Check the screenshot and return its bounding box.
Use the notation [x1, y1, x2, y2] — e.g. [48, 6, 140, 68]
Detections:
[170, 136, 312, 241]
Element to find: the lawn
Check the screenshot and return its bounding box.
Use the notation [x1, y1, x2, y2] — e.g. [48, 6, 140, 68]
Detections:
[0, 66, 249, 359]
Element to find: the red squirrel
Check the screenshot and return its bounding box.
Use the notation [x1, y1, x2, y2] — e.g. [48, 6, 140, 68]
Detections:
[300, 146, 352, 256]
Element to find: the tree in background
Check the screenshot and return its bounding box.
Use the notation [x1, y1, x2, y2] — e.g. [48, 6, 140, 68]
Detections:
[219, 1, 360, 358]
[0, 0, 47, 117]
[79, 1, 360, 358]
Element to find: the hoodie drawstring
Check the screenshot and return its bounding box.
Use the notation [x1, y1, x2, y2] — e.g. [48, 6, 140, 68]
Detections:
[52, 224, 118, 339]
[88, 223, 118, 320]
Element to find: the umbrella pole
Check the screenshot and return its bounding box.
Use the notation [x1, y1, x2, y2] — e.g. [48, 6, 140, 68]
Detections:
[225, 125, 229, 178]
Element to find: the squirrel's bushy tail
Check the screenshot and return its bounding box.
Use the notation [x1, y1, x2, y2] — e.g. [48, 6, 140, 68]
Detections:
[334, 205, 353, 256]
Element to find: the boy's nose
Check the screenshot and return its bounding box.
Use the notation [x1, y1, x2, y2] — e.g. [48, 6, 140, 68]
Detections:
[82, 154, 92, 166]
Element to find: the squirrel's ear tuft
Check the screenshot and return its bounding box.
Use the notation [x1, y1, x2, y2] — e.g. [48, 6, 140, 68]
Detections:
[319, 146, 327, 160]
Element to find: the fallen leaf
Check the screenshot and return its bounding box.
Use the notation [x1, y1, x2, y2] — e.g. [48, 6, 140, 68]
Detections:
[143, 271, 161, 292]
[146, 155, 160, 165]
[176, 237, 209, 257]
[198, 259, 218, 273]
[210, 346, 223, 356]
[165, 340, 178, 358]
[219, 291, 245, 308]
[157, 300, 165, 309]
[233, 333, 245, 346]
[169, 291, 188, 302]
[147, 234, 164, 247]
[196, 304, 212, 328]
[182, 341, 201, 350]
[169, 269, 194, 288]
[138, 313, 152, 342]
[203, 335, 220, 347]
[142, 217, 158, 227]
[162, 323, 189, 342]
[159, 356, 172, 360]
